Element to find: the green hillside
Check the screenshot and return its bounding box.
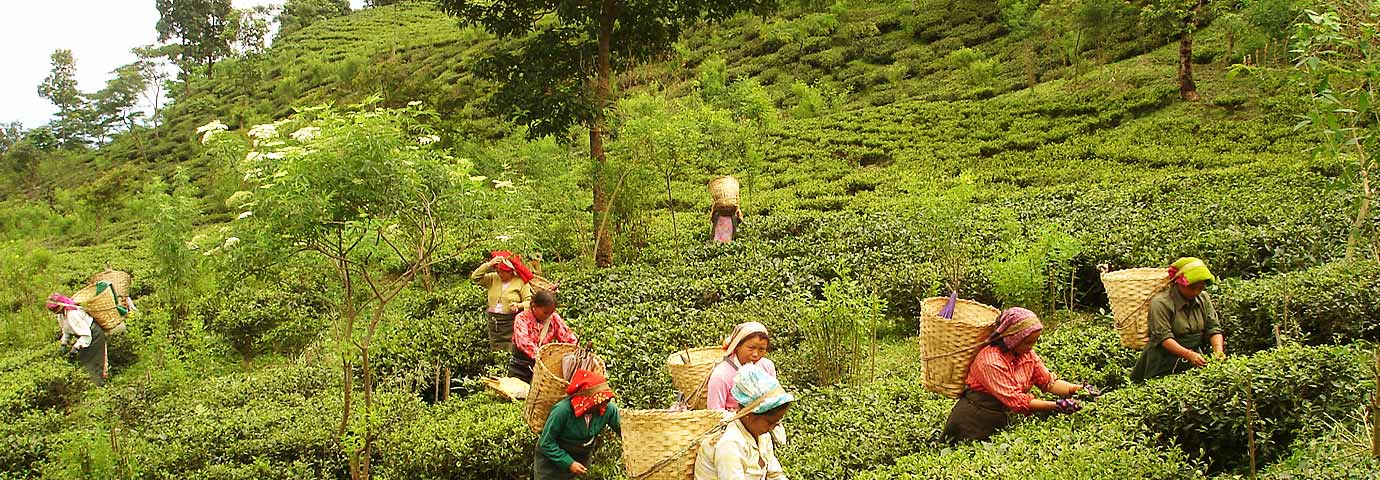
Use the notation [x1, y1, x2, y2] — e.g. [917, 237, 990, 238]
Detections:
[2, 0, 1377, 479]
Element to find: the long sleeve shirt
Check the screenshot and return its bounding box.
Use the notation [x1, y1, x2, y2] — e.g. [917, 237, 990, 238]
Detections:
[964, 345, 1057, 415]
[694, 418, 787, 480]
[56, 309, 95, 349]
[706, 356, 778, 411]
[512, 309, 578, 359]
[538, 398, 621, 470]
[470, 263, 532, 314]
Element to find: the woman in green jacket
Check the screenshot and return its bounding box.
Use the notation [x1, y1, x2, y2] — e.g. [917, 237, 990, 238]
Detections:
[1131, 257, 1227, 382]
[535, 369, 621, 479]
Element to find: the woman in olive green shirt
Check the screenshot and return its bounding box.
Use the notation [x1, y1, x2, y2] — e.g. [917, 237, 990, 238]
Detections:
[1132, 257, 1227, 382]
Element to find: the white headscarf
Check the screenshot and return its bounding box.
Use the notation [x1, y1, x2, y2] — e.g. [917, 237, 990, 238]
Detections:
[722, 321, 769, 361]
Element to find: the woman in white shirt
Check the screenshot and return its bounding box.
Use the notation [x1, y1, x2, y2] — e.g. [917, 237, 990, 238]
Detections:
[695, 363, 794, 480]
[46, 293, 107, 385]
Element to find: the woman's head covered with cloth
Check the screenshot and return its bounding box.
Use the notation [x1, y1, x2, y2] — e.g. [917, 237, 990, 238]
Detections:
[491, 250, 535, 282]
[46, 293, 78, 313]
[731, 363, 794, 437]
[566, 369, 615, 417]
[722, 321, 770, 364]
[988, 307, 1043, 354]
[1168, 257, 1215, 299]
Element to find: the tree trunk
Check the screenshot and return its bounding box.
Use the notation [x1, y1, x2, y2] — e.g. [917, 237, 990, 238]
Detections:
[591, 0, 617, 268]
[1178, 0, 1205, 101]
[1346, 168, 1372, 263]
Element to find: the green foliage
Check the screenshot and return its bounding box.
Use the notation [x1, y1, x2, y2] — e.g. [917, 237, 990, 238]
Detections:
[376, 395, 532, 479]
[795, 266, 885, 386]
[198, 284, 329, 366]
[0, 348, 90, 417]
[134, 171, 203, 327]
[986, 224, 1082, 316]
[156, 0, 234, 77]
[276, 0, 351, 39]
[1215, 260, 1380, 352]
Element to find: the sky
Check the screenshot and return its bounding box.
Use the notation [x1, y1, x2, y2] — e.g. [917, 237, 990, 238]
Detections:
[0, 0, 365, 129]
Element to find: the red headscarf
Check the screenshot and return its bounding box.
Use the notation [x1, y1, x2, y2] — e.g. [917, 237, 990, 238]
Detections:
[491, 250, 535, 283]
[566, 369, 615, 417]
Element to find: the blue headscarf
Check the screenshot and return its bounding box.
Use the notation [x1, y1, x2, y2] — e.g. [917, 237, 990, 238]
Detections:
[730, 363, 795, 414]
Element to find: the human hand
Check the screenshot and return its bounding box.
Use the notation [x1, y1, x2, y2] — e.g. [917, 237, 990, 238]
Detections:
[1212, 351, 1226, 362]
[1186, 352, 1207, 368]
[1055, 398, 1082, 414]
[568, 462, 588, 475]
[1078, 384, 1102, 399]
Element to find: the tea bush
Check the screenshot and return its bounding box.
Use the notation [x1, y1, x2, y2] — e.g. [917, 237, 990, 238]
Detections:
[1215, 260, 1380, 353]
[0, 348, 89, 417]
[1094, 344, 1373, 472]
[376, 395, 531, 480]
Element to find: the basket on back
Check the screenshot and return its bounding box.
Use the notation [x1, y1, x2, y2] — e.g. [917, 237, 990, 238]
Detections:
[919, 297, 999, 398]
[71, 282, 127, 333]
[708, 176, 740, 210]
[1099, 266, 1171, 350]
[523, 343, 606, 434]
[90, 269, 133, 297]
[621, 409, 730, 480]
[667, 347, 723, 410]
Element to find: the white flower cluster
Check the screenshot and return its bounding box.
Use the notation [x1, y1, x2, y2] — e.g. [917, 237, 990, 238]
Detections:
[196, 120, 228, 144]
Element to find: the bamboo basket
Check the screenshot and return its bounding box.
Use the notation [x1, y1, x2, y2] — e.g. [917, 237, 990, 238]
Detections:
[622, 409, 731, 480]
[71, 283, 127, 333]
[530, 275, 559, 294]
[708, 176, 740, 209]
[919, 297, 999, 398]
[667, 347, 723, 410]
[1100, 266, 1171, 350]
[523, 343, 606, 434]
[89, 269, 133, 297]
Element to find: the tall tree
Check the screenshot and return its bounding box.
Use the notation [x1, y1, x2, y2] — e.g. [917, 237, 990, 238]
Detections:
[0, 121, 22, 155]
[438, 0, 777, 267]
[156, 0, 233, 85]
[36, 49, 91, 148]
[133, 45, 176, 131]
[1138, 0, 1211, 100]
[222, 5, 275, 57]
[277, 0, 351, 38]
[92, 63, 149, 143]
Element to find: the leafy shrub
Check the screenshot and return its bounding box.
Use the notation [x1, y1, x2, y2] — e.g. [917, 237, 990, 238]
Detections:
[1036, 315, 1139, 391]
[1252, 418, 1380, 480]
[373, 286, 499, 395]
[795, 270, 885, 387]
[0, 410, 65, 476]
[0, 349, 90, 416]
[376, 395, 532, 479]
[198, 284, 330, 366]
[1215, 260, 1380, 352]
[1095, 344, 1373, 472]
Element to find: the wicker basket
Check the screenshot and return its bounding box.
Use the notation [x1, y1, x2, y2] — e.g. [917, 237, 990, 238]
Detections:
[919, 297, 999, 398]
[89, 269, 133, 297]
[71, 283, 127, 333]
[530, 275, 559, 293]
[622, 409, 731, 480]
[522, 343, 606, 434]
[1100, 266, 1171, 350]
[667, 347, 723, 410]
[708, 176, 740, 209]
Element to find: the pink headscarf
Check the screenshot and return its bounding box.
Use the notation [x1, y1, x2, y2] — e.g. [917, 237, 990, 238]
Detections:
[990, 307, 1043, 351]
[46, 293, 79, 313]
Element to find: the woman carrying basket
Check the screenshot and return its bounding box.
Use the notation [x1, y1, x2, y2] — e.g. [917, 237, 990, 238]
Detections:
[535, 368, 622, 479]
[706, 322, 777, 411]
[45, 293, 108, 386]
[942, 307, 1098, 443]
[470, 251, 535, 352]
[512, 290, 578, 383]
[1131, 257, 1226, 383]
[695, 363, 795, 480]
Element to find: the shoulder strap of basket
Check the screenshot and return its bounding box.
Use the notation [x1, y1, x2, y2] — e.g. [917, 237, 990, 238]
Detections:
[630, 386, 785, 479]
[1112, 278, 1172, 330]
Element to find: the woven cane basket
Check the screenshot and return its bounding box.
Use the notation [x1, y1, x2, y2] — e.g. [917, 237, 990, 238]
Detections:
[622, 409, 731, 480]
[1100, 267, 1171, 350]
[708, 176, 740, 209]
[89, 269, 133, 297]
[523, 343, 606, 434]
[71, 283, 126, 333]
[919, 297, 999, 398]
[667, 347, 723, 410]
[530, 276, 559, 293]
